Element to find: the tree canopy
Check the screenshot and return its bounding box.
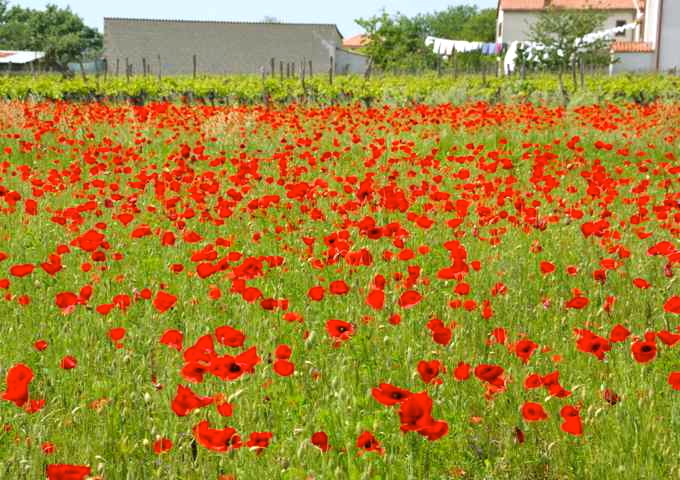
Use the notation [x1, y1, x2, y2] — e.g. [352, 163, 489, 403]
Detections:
[0, 1, 102, 70]
[356, 6, 497, 72]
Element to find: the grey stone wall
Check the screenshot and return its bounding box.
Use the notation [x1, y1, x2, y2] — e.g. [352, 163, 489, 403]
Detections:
[335, 49, 369, 75]
[104, 18, 342, 76]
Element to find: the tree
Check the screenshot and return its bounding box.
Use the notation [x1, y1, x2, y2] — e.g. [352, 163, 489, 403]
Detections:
[0, 3, 102, 70]
[528, 5, 610, 96]
[355, 11, 434, 72]
[356, 6, 497, 73]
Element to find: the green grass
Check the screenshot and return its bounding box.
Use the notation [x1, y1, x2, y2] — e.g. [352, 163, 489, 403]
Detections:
[0, 101, 678, 479]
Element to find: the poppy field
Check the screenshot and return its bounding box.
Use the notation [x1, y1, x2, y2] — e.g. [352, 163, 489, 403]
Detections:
[0, 100, 678, 479]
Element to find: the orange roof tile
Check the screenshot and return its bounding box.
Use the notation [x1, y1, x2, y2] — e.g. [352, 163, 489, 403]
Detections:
[611, 41, 654, 52]
[500, 0, 635, 10]
[343, 34, 369, 49]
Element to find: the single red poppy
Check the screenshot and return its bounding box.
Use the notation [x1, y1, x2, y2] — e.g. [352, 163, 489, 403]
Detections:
[521, 402, 548, 421]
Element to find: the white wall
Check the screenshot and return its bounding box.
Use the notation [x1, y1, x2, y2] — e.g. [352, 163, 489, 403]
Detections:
[500, 10, 636, 44]
[659, 0, 680, 70]
[612, 52, 655, 73]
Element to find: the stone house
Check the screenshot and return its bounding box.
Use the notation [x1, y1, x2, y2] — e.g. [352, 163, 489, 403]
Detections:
[103, 17, 368, 76]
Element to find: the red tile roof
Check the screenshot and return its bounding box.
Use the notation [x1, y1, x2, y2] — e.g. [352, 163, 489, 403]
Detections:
[611, 41, 654, 52]
[0, 52, 12, 58]
[500, 0, 635, 10]
[343, 34, 369, 49]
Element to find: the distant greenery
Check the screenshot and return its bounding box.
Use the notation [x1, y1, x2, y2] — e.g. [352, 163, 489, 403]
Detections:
[0, 0, 102, 70]
[0, 73, 677, 106]
[356, 6, 497, 72]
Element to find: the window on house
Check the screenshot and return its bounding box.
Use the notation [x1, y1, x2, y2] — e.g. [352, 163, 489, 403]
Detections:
[615, 20, 626, 36]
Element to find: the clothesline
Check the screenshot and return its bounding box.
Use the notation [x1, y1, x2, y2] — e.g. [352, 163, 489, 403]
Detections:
[503, 22, 638, 73]
[425, 36, 502, 57]
[427, 21, 638, 71]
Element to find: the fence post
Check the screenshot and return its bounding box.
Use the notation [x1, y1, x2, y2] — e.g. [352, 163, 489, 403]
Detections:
[116, 58, 120, 76]
[193, 54, 197, 79]
[271, 57, 275, 77]
[309, 60, 312, 77]
[125, 58, 130, 82]
[329, 56, 334, 85]
[280, 61, 283, 80]
[301, 58, 306, 94]
[158, 54, 162, 81]
[453, 51, 458, 78]
[103, 59, 108, 81]
[142, 57, 147, 77]
[286, 63, 290, 78]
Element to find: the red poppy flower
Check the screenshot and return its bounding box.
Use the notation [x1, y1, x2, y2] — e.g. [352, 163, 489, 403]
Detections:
[46, 464, 91, 480]
[273, 359, 295, 376]
[160, 329, 183, 351]
[193, 420, 237, 452]
[521, 402, 548, 422]
[329, 280, 349, 295]
[10, 263, 34, 277]
[657, 330, 680, 347]
[609, 324, 630, 343]
[398, 391, 434, 431]
[603, 388, 621, 405]
[398, 290, 422, 309]
[2, 363, 33, 407]
[153, 438, 173, 454]
[575, 330, 611, 360]
[171, 385, 213, 416]
[153, 291, 177, 313]
[211, 347, 261, 381]
[371, 383, 412, 406]
[453, 362, 470, 381]
[215, 325, 245, 347]
[664, 296, 680, 314]
[246, 431, 273, 452]
[60, 356, 77, 370]
[418, 419, 449, 441]
[325, 319, 354, 342]
[366, 289, 385, 310]
[515, 339, 538, 364]
[524, 374, 543, 390]
[55, 292, 78, 311]
[417, 360, 442, 385]
[307, 286, 324, 301]
[356, 431, 384, 455]
[631, 341, 657, 363]
[559, 405, 583, 436]
[34, 339, 48, 351]
[474, 364, 504, 385]
[540, 261, 555, 274]
[41, 442, 55, 454]
[668, 372, 680, 391]
[108, 327, 126, 343]
[566, 296, 589, 309]
[311, 431, 330, 452]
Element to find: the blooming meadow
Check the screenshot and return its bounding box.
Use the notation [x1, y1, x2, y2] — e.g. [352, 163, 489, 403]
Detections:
[0, 101, 678, 479]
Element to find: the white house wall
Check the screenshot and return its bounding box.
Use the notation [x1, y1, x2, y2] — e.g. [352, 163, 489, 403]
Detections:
[611, 52, 655, 72]
[659, 0, 680, 70]
[499, 10, 636, 44]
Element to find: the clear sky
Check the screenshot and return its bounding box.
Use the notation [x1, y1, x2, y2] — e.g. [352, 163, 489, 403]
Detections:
[9, 0, 498, 37]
